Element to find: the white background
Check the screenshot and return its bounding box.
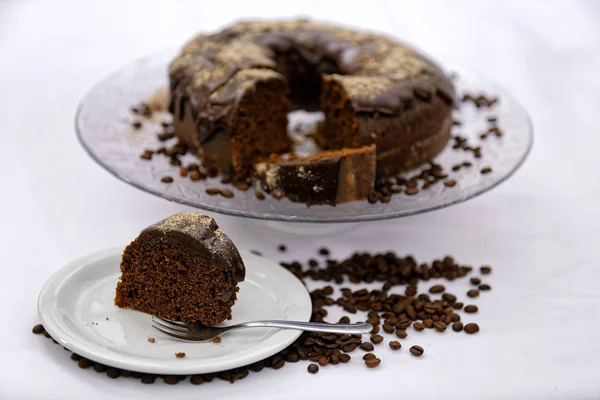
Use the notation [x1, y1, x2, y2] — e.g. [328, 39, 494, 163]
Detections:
[1, 1, 600, 399]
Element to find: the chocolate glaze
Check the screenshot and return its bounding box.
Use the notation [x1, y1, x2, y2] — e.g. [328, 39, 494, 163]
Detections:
[139, 212, 245, 283]
[169, 20, 455, 180]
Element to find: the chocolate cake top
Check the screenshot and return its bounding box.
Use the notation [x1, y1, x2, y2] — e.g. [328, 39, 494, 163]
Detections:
[169, 19, 454, 116]
[143, 212, 245, 283]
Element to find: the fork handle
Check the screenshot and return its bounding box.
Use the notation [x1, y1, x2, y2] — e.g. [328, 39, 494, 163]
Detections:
[235, 320, 372, 334]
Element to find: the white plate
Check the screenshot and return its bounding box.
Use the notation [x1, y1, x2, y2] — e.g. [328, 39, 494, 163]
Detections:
[38, 247, 311, 375]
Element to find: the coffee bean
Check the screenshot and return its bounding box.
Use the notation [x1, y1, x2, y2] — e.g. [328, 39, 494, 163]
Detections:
[220, 189, 234, 198]
[191, 375, 204, 385]
[479, 284, 491, 291]
[32, 324, 44, 334]
[141, 374, 156, 384]
[77, 358, 91, 369]
[434, 321, 447, 332]
[140, 150, 153, 160]
[339, 354, 351, 363]
[480, 266, 492, 275]
[429, 285, 445, 294]
[366, 317, 380, 326]
[413, 322, 425, 331]
[251, 362, 264, 372]
[307, 364, 319, 374]
[106, 368, 121, 379]
[189, 170, 205, 181]
[163, 375, 179, 384]
[70, 353, 82, 361]
[365, 358, 381, 368]
[255, 191, 266, 200]
[132, 121, 142, 129]
[464, 323, 480, 334]
[464, 305, 478, 313]
[371, 325, 380, 334]
[452, 321, 464, 332]
[94, 363, 107, 373]
[157, 132, 175, 141]
[339, 316, 350, 324]
[319, 247, 330, 256]
[481, 167, 492, 174]
[467, 289, 480, 298]
[360, 342, 374, 352]
[43, 330, 51, 338]
[389, 341, 401, 350]
[405, 187, 419, 195]
[278, 244, 287, 252]
[367, 193, 378, 203]
[205, 187, 220, 195]
[272, 356, 285, 369]
[318, 356, 329, 366]
[470, 277, 481, 285]
[442, 293, 457, 303]
[450, 313, 461, 322]
[423, 319, 434, 329]
[453, 302, 464, 310]
[161, 176, 173, 183]
[395, 329, 408, 339]
[410, 345, 424, 357]
[285, 352, 299, 363]
[363, 353, 376, 361]
[382, 324, 395, 334]
[370, 335, 384, 344]
[444, 180, 457, 187]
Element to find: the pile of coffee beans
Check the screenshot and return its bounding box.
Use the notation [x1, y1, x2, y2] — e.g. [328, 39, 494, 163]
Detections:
[132, 84, 501, 205]
[33, 248, 491, 385]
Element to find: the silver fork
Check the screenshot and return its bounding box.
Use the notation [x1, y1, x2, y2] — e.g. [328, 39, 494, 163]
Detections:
[152, 317, 373, 342]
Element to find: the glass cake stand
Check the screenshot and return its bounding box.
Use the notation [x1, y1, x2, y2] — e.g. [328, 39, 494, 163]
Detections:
[75, 49, 532, 232]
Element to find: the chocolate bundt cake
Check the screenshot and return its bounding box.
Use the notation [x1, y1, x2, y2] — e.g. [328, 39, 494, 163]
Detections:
[254, 145, 376, 205]
[168, 20, 454, 203]
[115, 213, 245, 326]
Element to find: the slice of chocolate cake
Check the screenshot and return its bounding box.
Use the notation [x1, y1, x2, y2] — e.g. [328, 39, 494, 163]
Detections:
[115, 212, 245, 326]
[253, 145, 376, 205]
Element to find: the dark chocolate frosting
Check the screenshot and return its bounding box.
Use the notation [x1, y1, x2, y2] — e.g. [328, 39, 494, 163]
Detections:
[141, 212, 245, 283]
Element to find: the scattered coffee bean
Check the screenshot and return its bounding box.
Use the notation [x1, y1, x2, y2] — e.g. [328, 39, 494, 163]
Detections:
[43, 330, 51, 338]
[307, 364, 319, 374]
[339, 316, 350, 324]
[363, 353, 376, 361]
[481, 167, 492, 174]
[255, 191, 266, 200]
[160, 176, 173, 183]
[319, 247, 330, 256]
[429, 285, 445, 294]
[442, 293, 457, 303]
[191, 375, 204, 385]
[413, 322, 425, 331]
[395, 329, 408, 339]
[370, 335, 384, 344]
[464, 323, 480, 334]
[480, 266, 492, 274]
[77, 358, 91, 369]
[365, 358, 381, 368]
[389, 341, 401, 350]
[106, 368, 121, 379]
[464, 305, 478, 313]
[339, 354, 351, 363]
[205, 188, 220, 195]
[479, 284, 491, 291]
[93, 363, 107, 373]
[132, 121, 142, 129]
[452, 322, 464, 332]
[141, 374, 156, 384]
[32, 324, 44, 334]
[453, 302, 464, 310]
[278, 244, 287, 252]
[140, 150, 153, 160]
[220, 189, 234, 198]
[360, 342, 374, 352]
[434, 321, 447, 332]
[272, 356, 285, 369]
[70, 353, 82, 361]
[405, 187, 419, 195]
[444, 180, 457, 187]
[147, 337, 155, 343]
[157, 132, 175, 141]
[175, 352, 186, 358]
[163, 375, 179, 384]
[410, 345, 424, 357]
[189, 170, 204, 181]
[318, 356, 329, 366]
[467, 289, 480, 298]
[470, 277, 481, 285]
[382, 324, 394, 334]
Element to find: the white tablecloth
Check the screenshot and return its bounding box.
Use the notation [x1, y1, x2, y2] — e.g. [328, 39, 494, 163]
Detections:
[2, 1, 599, 399]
